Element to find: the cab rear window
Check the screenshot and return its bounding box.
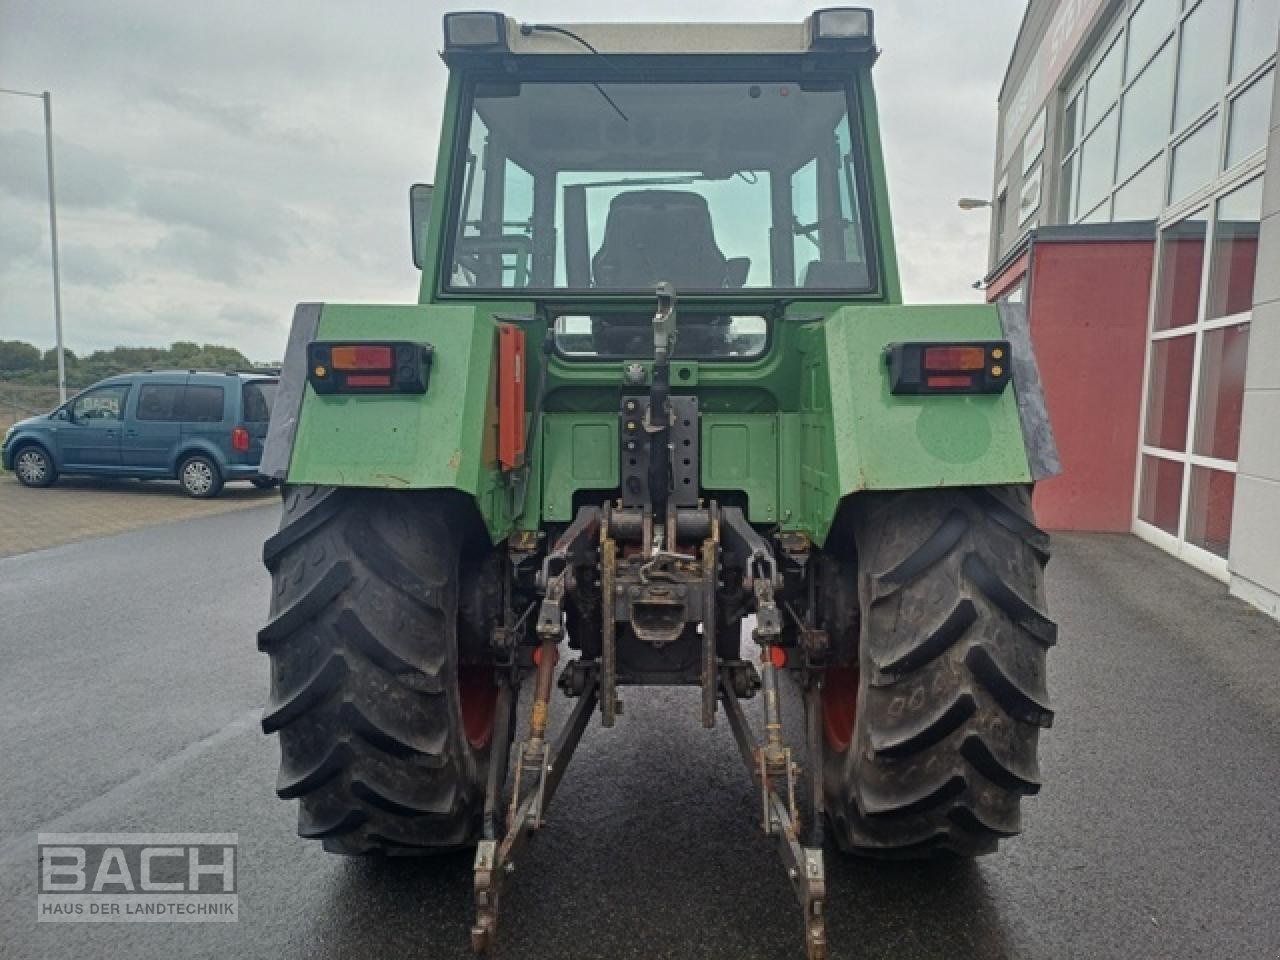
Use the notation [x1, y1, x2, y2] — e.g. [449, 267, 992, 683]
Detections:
[242, 380, 277, 422]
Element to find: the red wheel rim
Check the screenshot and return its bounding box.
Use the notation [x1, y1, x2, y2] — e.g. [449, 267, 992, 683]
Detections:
[821, 666, 859, 753]
[458, 667, 498, 750]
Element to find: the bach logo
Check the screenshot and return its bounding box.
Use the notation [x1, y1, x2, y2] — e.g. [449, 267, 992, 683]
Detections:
[37, 833, 238, 922]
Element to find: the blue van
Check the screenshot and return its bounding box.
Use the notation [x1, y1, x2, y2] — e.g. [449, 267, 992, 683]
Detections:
[2, 370, 278, 498]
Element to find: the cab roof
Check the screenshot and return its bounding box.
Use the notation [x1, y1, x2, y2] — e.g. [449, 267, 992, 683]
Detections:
[441, 9, 878, 63]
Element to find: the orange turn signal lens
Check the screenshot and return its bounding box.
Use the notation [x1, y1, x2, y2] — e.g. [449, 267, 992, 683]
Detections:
[331, 345, 393, 371]
[923, 346, 986, 371]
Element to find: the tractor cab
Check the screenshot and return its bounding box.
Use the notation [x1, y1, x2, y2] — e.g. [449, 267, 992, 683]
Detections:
[414, 9, 895, 360]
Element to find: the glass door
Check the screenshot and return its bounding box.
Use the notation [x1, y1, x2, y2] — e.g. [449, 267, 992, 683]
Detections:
[1134, 175, 1263, 575]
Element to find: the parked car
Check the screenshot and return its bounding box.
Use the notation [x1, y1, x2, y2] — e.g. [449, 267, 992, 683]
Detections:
[1, 370, 279, 498]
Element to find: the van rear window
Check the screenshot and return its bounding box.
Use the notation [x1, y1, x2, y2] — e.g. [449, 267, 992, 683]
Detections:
[242, 380, 277, 422]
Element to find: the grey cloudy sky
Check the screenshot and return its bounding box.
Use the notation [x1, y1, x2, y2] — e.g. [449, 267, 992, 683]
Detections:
[0, 1, 1022, 362]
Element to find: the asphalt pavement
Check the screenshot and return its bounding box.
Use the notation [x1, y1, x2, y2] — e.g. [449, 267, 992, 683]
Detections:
[2, 505, 1279, 959]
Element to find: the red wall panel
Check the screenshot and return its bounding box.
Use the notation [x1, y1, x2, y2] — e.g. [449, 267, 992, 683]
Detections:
[1021, 239, 1155, 532]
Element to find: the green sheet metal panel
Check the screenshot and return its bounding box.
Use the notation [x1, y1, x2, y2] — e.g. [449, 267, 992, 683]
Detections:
[822, 303, 1032, 491]
[540, 414, 619, 521]
[701, 413, 778, 522]
[286, 303, 511, 534]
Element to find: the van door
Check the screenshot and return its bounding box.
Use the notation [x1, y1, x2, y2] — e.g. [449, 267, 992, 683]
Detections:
[178, 381, 230, 458]
[59, 383, 131, 469]
[125, 378, 189, 472]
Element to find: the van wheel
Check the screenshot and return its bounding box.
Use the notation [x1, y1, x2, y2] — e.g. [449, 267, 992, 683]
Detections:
[13, 444, 57, 488]
[179, 454, 223, 498]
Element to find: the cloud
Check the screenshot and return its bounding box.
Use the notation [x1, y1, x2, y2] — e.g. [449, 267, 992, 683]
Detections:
[61, 243, 131, 288]
[0, 128, 135, 209]
[0, 209, 43, 276]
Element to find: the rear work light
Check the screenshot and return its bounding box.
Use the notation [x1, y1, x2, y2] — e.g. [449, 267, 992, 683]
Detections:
[806, 8, 875, 52]
[307, 341, 433, 395]
[885, 341, 1011, 395]
[443, 11, 508, 52]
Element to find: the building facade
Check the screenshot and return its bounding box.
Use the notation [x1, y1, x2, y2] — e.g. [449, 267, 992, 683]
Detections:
[988, 0, 1280, 618]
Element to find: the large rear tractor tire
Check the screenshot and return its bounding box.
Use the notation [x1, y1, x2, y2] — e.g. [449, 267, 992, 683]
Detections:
[259, 485, 499, 854]
[823, 486, 1055, 858]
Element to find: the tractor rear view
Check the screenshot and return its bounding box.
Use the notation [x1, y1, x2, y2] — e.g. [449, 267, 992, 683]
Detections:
[257, 10, 1058, 957]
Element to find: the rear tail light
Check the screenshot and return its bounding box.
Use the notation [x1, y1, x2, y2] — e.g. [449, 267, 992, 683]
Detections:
[331, 345, 394, 370]
[231, 426, 251, 452]
[885, 341, 1011, 395]
[307, 341, 433, 395]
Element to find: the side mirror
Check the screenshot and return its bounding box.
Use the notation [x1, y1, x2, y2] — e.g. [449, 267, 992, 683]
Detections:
[410, 183, 434, 269]
[724, 257, 750, 288]
[56, 408, 70, 422]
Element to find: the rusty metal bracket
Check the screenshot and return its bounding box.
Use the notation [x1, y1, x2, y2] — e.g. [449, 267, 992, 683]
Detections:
[699, 505, 720, 728]
[600, 504, 620, 726]
[471, 669, 600, 954]
[720, 666, 828, 960]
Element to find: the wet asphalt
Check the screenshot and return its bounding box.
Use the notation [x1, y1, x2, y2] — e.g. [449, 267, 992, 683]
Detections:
[1, 505, 1279, 959]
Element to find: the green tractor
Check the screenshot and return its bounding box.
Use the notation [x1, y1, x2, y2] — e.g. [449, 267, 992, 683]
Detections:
[257, 9, 1059, 957]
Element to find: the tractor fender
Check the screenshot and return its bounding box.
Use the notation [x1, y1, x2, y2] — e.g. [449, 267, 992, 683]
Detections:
[784, 302, 1058, 545]
[261, 301, 513, 542]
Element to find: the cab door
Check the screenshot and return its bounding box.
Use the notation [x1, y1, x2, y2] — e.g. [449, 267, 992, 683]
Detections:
[59, 382, 131, 469]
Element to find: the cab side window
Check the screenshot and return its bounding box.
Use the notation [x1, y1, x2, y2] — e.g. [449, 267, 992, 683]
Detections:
[70, 384, 129, 422]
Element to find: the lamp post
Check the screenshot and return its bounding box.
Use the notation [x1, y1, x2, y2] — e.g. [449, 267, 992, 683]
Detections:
[1, 87, 66, 403]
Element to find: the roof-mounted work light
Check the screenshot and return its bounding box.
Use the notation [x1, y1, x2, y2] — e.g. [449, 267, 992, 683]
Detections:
[806, 8, 875, 51]
[443, 11, 509, 52]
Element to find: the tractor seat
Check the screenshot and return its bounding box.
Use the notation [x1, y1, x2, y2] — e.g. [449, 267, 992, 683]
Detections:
[592, 190, 746, 289]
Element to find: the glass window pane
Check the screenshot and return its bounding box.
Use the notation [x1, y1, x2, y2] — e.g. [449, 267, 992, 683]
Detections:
[456, 78, 873, 294]
[1063, 92, 1082, 153]
[1186, 466, 1236, 557]
[1138, 454, 1186, 534]
[136, 384, 184, 422]
[1078, 108, 1119, 213]
[180, 386, 226, 423]
[1128, 0, 1179, 78]
[1082, 199, 1112, 222]
[1023, 109, 1047, 174]
[1144, 334, 1197, 449]
[1174, 0, 1232, 131]
[1231, 0, 1280, 81]
[1060, 153, 1078, 220]
[1226, 69, 1274, 167]
[1154, 209, 1208, 330]
[1114, 156, 1166, 219]
[1019, 165, 1042, 224]
[1086, 37, 1124, 129]
[1118, 41, 1176, 180]
[1193, 323, 1251, 459]
[1169, 115, 1220, 204]
[1207, 176, 1264, 319]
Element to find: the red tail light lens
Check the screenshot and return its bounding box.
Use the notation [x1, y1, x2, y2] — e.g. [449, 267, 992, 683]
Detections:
[923, 346, 985, 371]
[331, 345, 393, 371]
[231, 426, 250, 452]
